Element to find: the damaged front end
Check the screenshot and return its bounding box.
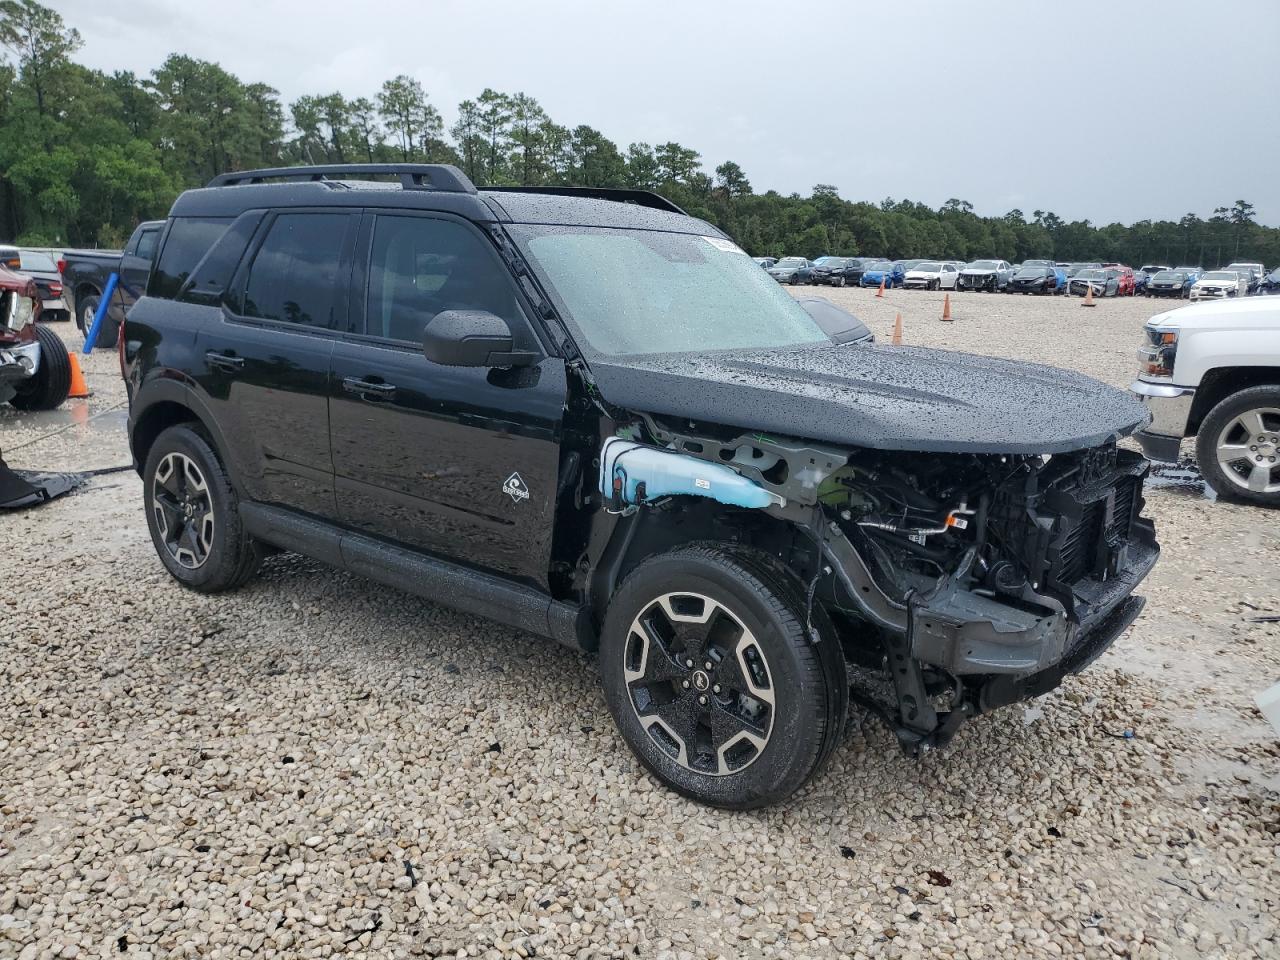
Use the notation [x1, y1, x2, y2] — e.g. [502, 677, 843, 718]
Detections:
[595, 417, 1158, 752]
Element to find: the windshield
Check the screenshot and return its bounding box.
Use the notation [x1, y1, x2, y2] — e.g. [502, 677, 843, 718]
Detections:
[967, 260, 998, 270]
[1014, 266, 1048, 278]
[864, 261, 892, 272]
[19, 251, 56, 272]
[514, 226, 830, 357]
[912, 261, 941, 272]
[1022, 260, 1051, 268]
[775, 257, 806, 267]
[820, 258, 850, 269]
[1077, 269, 1105, 280]
[1200, 272, 1237, 281]
[1153, 271, 1184, 281]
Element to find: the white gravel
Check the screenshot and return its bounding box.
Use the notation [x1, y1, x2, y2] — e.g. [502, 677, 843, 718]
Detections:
[1, 300, 1277, 959]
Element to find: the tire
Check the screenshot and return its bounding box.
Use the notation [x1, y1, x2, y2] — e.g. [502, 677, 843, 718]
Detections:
[143, 423, 264, 591]
[598, 544, 847, 809]
[77, 293, 118, 350]
[9, 325, 72, 411]
[1194, 386, 1280, 507]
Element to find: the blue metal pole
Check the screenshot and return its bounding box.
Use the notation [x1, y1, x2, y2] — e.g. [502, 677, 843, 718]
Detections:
[82, 272, 119, 355]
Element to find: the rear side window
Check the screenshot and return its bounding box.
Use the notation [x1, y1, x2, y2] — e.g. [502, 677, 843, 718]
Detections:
[150, 218, 232, 299]
[240, 213, 351, 328]
[134, 229, 160, 262]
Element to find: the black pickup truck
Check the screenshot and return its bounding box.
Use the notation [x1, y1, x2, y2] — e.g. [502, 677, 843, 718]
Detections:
[62, 220, 163, 348]
[122, 164, 1159, 809]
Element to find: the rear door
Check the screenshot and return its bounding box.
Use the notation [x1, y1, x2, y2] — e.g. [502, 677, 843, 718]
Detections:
[197, 209, 358, 517]
[329, 211, 567, 586]
[113, 224, 162, 320]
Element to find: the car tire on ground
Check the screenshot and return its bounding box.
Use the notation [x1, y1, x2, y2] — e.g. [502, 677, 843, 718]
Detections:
[77, 293, 118, 350]
[143, 423, 264, 591]
[1195, 386, 1280, 508]
[598, 544, 848, 809]
[9, 324, 72, 411]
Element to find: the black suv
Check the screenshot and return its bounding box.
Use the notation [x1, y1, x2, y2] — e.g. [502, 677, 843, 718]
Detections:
[123, 164, 1159, 809]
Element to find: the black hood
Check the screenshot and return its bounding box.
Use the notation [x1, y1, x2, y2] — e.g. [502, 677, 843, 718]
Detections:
[589, 342, 1149, 455]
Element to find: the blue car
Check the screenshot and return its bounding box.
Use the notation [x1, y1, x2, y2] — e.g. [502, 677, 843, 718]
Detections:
[858, 260, 905, 288]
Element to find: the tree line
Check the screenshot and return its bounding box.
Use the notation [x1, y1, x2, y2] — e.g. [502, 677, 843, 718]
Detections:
[1, 0, 1276, 268]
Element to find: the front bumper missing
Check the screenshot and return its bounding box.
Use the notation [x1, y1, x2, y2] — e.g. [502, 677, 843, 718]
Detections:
[0, 340, 40, 384]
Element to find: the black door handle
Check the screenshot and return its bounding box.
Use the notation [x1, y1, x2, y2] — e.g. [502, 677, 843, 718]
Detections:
[342, 377, 396, 399]
[206, 351, 245, 372]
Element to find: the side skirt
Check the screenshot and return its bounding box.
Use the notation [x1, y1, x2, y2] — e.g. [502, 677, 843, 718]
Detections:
[240, 502, 588, 650]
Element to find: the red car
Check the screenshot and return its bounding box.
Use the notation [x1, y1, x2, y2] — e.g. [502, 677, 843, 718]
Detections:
[0, 266, 70, 410]
[1103, 263, 1137, 296]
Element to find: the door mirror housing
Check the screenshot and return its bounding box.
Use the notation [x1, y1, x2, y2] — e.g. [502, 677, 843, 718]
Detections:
[422, 310, 536, 367]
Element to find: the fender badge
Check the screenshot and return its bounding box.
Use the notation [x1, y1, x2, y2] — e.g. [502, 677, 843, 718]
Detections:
[502, 472, 530, 503]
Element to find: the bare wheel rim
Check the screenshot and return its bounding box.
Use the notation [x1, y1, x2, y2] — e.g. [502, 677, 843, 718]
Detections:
[1214, 406, 1280, 495]
[623, 591, 775, 777]
[151, 452, 215, 569]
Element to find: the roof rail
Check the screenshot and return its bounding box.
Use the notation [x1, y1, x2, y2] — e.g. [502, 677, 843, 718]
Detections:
[482, 185, 687, 216]
[206, 163, 477, 194]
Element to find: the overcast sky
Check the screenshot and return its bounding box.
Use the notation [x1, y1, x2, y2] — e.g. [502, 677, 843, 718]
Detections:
[57, 0, 1280, 226]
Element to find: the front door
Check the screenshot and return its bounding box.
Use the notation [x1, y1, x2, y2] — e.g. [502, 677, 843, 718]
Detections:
[329, 212, 566, 587]
[198, 210, 358, 517]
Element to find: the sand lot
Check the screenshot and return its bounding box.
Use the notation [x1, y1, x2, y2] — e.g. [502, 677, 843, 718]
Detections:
[0, 291, 1277, 959]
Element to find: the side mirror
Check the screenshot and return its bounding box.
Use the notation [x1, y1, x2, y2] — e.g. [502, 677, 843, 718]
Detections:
[422, 310, 535, 367]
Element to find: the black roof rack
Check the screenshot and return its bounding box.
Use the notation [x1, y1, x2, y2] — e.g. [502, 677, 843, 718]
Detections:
[206, 163, 477, 194]
[481, 185, 686, 216]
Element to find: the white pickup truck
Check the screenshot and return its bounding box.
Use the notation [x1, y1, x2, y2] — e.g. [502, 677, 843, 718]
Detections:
[1130, 296, 1280, 507]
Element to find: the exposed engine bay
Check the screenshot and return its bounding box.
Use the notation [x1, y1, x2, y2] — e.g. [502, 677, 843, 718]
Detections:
[593, 414, 1158, 751]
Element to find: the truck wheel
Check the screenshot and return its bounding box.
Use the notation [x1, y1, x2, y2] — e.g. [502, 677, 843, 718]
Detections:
[598, 544, 847, 809]
[1195, 387, 1280, 507]
[9, 325, 72, 411]
[77, 293, 118, 350]
[143, 424, 263, 591]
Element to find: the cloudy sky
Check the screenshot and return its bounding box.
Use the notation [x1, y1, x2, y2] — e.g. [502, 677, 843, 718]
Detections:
[58, 0, 1280, 225]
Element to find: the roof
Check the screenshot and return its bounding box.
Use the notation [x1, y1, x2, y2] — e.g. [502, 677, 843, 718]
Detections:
[169, 163, 718, 235]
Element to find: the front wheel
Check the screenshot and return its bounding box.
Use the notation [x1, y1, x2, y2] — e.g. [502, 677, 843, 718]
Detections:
[599, 545, 847, 809]
[9, 325, 71, 411]
[143, 424, 264, 590]
[1195, 387, 1280, 507]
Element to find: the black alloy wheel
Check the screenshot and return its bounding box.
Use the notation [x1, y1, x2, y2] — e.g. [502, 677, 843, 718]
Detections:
[599, 545, 847, 809]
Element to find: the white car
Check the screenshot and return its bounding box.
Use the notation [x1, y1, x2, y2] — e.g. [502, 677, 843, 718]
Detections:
[1224, 261, 1265, 290]
[903, 261, 960, 290]
[1189, 270, 1248, 301]
[1130, 296, 1280, 506]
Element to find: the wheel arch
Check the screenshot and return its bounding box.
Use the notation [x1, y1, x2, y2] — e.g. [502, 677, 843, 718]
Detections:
[129, 380, 241, 489]
[587, 500, 820, 638]
[1187, 366, 1280, 436]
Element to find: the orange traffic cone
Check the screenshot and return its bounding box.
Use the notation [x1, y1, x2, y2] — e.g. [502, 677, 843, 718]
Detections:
[891, 312, 903, 345]
[876, 279, 886, 298]
[941, 293, 953, 322]
[67, 351, 91, 398]
[1081, 283, 1096, 307]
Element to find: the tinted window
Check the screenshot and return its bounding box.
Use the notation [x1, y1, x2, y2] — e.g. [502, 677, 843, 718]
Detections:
[134, 229, 159, 261]
[241, 213, 351, 328]
[150, 218, 232, 299]
[366, 215, 523, 343]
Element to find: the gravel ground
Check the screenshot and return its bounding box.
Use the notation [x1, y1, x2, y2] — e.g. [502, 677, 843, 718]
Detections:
[1, 298, 1277, 960]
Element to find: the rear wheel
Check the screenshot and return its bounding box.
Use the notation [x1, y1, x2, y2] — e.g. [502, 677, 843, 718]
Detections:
[143, 424, 264, 590]
[1195, 387, 1280, 507]
[77, 293, 118, 350]
[599, 545, 847, 809]
[9, 325, 71, 411]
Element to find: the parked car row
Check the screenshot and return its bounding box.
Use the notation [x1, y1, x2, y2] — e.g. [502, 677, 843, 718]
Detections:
[759, 254, 1277, 301]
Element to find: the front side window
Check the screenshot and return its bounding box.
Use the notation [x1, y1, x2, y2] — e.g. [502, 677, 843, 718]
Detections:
[513, 225, 829, 358]
[241, 213, 351, 327]
[366, 215, 525, 344]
